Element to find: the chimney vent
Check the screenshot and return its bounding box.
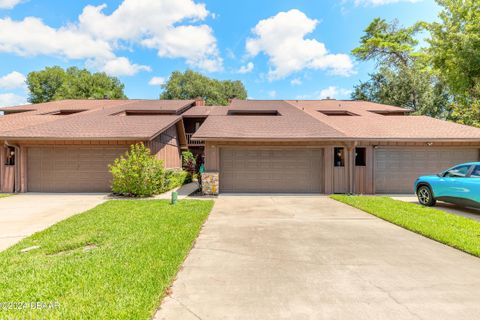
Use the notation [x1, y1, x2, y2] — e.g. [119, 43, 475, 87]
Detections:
[194, 97, 205, 106]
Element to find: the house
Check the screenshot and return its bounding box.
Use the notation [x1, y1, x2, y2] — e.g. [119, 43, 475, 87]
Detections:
[193, 99, 480, 194]
[1, 98, 479, 194]
[0, 99, 201, 193]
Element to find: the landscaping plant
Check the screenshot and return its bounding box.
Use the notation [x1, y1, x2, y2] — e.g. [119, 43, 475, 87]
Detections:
[109, 143, 165, 197]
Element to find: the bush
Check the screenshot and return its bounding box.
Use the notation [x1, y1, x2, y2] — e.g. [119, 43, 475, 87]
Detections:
[162, 170, 189, 192]
[109, 143, 165, 197]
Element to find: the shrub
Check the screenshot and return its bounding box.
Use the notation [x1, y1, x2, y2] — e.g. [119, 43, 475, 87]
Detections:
[182, 151, 196, 184]
[162, 170, 189, 192]
[109, 143, 165, 197]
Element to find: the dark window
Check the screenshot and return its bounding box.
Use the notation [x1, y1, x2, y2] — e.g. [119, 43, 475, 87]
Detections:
[5, 146, 15, 166]
[319, 110, 359, 116]
[355, 147, 366, 166]
[43, 110, 86, 115]
[443, 165, 472, 178]
[470, 165, 480, 178]
[114, 110, 176, 116]
[334, 147, 345, 167]
[368, 110, 408, 116]
[227, 110, 280, 116]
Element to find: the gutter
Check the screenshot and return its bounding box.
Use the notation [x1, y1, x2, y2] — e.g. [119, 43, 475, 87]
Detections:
[4, 141, 20, 193]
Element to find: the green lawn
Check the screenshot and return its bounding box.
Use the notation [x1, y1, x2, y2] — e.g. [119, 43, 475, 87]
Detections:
[0, 193, 11, 198]
[331, 195, 480, 257]
[0, 200, 214, 320]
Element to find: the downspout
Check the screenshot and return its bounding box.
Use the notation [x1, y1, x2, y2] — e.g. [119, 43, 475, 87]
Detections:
[4, 141, 20, 193]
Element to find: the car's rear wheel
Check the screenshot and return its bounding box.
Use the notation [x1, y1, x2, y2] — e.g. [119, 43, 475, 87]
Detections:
[417, 185, 436, 206]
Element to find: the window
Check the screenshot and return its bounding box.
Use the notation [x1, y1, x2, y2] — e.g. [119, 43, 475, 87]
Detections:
[5, 146, 15, 166]
[227, 110, 280, 116]
[319, 110, 359, 116]
[42, 110, 86, 115]
[334, 147, 345, 167]
[113, 110, 176, 116]
[368, 110, 408, 116]
[471, 165, 480, 178]
[443, 165, 472, 178]
[355, 148, 366, 166]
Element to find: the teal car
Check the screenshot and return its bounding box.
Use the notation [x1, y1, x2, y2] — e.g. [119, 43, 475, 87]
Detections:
[414, 162, 480, 208]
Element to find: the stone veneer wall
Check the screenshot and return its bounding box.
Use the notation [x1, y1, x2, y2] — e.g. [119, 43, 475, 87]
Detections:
[201, 172, 219, 195]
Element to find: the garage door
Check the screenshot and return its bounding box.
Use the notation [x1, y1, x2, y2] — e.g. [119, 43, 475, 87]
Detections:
[375, 148, 479, 193]
[220, 148, 324, 193]
[27, 146, 128, 192]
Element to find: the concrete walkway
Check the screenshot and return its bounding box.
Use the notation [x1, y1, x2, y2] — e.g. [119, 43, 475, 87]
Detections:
[155, 195, 480, 320]
[391, 195, 480, 222]
[0, 193, 107, 251]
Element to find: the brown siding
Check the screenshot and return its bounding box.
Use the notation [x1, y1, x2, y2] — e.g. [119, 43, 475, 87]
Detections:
[1, 165, 14, 193]
[324, 147, 334, 194]
[147, 125, 182, 169]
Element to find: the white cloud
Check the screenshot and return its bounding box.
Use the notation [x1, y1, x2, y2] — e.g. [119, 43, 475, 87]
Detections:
[79, 0, 222, 71]
[0, 0, 23, 9]
[0, 93, 27, 107]
[149, 76, 166, 86]
[290, 78, 302, 86]
[318, 86, 352, 99]
[0, 17, 114, 60]
[100, 57, 151, 76]
[246, 9, 354, 80]
[268, 90, 277, 98]
[0, 0, 222, 73]
[238, 62, 254, 74]
[354, 0, 422, 6]
[0, 71, 25, 89]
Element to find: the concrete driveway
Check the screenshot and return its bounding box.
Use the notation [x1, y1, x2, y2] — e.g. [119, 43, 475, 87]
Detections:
[391, 195, 480, 222]
[0, 193, 107, 251]
[155, 195, 480, 320]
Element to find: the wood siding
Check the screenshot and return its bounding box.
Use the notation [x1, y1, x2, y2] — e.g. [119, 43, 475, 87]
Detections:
[147, 125, 182, 169]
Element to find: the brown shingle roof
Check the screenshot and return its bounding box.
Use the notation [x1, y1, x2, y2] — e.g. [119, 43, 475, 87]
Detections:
[193, 100, 345, 140]
[288, 100, 480, 141]
[0, 99, 194, 140]
[182, 106, 223, 117]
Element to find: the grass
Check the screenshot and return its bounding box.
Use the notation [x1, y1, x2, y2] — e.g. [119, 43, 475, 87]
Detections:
[0, 199, 214, 320]
[331, 195, 480, 257]
[0, 193, 11, 199]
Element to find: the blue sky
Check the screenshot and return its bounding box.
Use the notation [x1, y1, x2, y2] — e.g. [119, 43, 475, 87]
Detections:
[0, 0, 440, 106]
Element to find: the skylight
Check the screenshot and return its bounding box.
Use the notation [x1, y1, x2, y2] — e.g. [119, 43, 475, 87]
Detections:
[228, 110, 280, 116]
[319, 110, 359, 116]
[368, 110, 408, 116]
[112, 110, 176, 116]
[43, 110, 86, 116]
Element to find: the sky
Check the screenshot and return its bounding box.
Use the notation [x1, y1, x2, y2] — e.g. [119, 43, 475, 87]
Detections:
[0, 0, 441, 106]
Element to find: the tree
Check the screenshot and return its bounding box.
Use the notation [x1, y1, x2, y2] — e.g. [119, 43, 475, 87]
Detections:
[352, 18, 450, 118]
[160, 70, 247, 106]
[426, 0, 480, 127]
[27, 66, 127, 103]
[352, 66, 451, 118]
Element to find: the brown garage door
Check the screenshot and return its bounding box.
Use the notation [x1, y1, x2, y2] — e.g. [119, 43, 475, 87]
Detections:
[27, 146, 128, 192]
[375, 147, 479, 194]
[220, 148, 324, 193]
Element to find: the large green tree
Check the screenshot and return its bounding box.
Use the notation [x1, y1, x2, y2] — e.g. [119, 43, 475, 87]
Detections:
[27, 66, 127, 103]
[160, 70, 247, 106]
[351, 18, 450, 118]
[426, 0, 480, 127]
